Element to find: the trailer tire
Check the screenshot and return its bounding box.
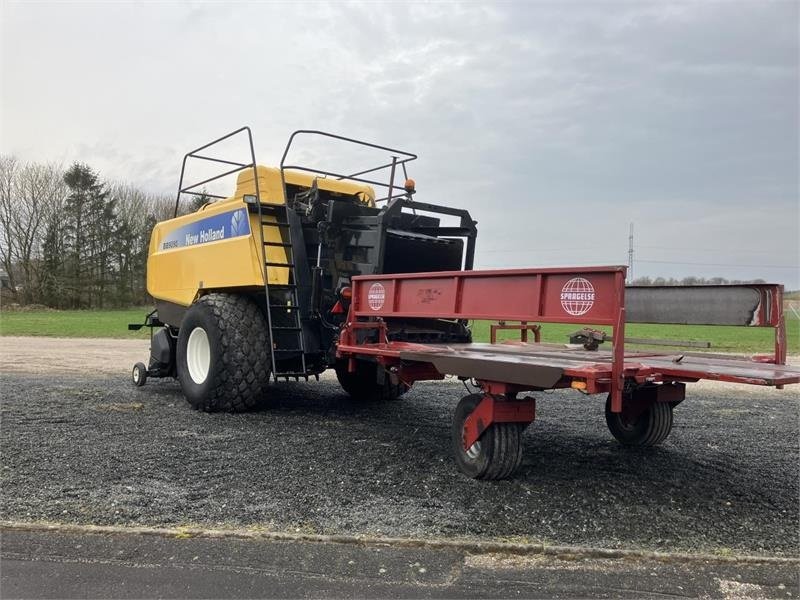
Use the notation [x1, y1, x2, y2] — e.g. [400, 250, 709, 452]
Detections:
[334, 359, 409, 402]
[605, 395, 673, 446]
[452, 394, 523, 480]
[176, 293, 270, 412]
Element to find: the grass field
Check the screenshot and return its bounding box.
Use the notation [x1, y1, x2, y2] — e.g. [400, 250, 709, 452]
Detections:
[0, 307, 797, 354]
[470, 319, 799, 355]
[0, 308, 152, 339]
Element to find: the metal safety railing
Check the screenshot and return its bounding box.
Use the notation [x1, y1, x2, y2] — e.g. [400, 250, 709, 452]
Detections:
[174, 126, 260, 217]
[279, 130, 418, 205]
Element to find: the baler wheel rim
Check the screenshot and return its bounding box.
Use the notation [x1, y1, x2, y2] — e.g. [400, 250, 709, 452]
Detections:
[186, 327, 211, 385]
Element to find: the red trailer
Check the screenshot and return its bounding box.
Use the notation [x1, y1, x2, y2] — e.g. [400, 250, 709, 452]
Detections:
[336, 266, 798, 479]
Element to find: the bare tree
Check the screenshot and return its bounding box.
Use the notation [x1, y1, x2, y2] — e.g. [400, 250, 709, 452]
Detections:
[0, 158, 65, 304]
[0, 155, 20, 302]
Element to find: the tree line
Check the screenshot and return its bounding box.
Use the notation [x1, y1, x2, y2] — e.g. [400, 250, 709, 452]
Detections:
[0, 154, 772, 310]
[0, 156, 182, 309]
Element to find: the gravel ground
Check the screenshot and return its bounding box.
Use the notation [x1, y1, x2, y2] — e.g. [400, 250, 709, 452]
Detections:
[1, 365, 798, 557]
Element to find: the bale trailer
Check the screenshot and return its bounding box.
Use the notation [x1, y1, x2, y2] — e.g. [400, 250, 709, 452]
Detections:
[131, 127, 799, 480]
[336, 268, 797, 479]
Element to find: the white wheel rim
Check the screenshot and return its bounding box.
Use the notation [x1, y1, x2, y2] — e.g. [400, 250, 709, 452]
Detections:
[466, 440, 482, 459]
[133, 367, 140, 383]
[186, 327, 211, 384]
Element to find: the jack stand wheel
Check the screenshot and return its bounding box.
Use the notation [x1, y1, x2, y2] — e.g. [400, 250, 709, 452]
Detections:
[132, 362, 147, 387]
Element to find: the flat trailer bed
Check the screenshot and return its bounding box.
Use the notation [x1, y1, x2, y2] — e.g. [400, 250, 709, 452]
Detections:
[337, 266, 799, 479]
[398, 342, 800, 388]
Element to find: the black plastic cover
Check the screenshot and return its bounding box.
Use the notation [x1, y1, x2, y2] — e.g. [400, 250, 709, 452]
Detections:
[150, 328, 175, 368]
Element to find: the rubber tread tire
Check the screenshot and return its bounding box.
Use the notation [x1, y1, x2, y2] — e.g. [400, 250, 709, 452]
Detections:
[177, 293, 270, 412]
[132, 362, 147, 387]
[334, 359, 409, 402]
[452, 394, 524, 480]
[605, 396, 673, 446]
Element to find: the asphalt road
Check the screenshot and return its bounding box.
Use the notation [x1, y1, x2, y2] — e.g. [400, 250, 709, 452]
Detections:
[1, 370, 797, 556]
[2, 528, 797, 599]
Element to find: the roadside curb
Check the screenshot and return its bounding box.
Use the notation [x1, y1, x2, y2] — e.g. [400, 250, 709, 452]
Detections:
[2, 521, 797, 565]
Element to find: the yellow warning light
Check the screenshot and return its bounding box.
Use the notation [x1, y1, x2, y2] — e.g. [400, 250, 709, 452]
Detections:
[571, 380, 587, 391]
[404, 178, 416, 193]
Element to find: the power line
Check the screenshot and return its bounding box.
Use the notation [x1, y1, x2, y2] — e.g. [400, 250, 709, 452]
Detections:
[481, 246, 601, 254]
[479, 259, 625, 269]
[635, 259, 799, 269]
[638, 244, 792, 256]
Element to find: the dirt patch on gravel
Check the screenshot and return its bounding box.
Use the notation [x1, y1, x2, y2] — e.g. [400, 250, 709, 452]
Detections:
[0, 336, 150, 376]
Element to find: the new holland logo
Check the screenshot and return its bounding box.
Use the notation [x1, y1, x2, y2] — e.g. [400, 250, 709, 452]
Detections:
[368, 283, 386, 311]
[230, 209, 247, 236]
[560, 277, 595, 316]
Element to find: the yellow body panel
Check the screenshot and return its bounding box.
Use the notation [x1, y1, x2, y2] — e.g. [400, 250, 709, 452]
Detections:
[235, 166, 376, 206]
[147, 166, 375, 307]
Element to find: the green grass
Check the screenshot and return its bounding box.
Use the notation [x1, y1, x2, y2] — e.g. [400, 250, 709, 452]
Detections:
[470, 317, 800, 355]
[0, 307, 152, 339]
[0, 307, 797, 354]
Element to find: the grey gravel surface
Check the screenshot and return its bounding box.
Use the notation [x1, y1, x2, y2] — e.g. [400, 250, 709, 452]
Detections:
[1, 373, 798, 556]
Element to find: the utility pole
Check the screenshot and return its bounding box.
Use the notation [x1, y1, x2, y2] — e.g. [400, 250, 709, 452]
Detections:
[627, 223, 634, 283]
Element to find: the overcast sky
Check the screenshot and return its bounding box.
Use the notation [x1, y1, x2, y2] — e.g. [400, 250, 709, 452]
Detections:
[2, 1, 798, 287]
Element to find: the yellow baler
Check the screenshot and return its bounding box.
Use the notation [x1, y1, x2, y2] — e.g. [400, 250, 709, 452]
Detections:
[131, 127, 476, 413]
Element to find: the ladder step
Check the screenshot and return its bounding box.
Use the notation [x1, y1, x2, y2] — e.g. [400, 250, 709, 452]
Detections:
[274, 348, 303, 353]
[261, 221, 291, 228]
[269, 304, 300, 310]
[265, 262, 294, 268]
[271, 326, 302, 331]
[263, 241, 293, 247]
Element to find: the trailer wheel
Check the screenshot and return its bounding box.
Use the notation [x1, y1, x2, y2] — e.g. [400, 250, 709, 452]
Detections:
[334, 359, 409, 401]
[176, 293, 270, 412]
[605, 395, 673, 446]
[452, 394, 523, 480]
[131, 362, 147, 387]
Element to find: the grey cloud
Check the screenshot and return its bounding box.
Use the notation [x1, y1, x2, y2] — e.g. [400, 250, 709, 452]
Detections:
[1, 0, 796, 285]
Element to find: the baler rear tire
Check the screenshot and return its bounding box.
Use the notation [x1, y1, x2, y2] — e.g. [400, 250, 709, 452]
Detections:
[452, 394, 524, 480]
[176, 293, 270, 412]
[605, 396, 673, 446]
[334, 359, 409, 402]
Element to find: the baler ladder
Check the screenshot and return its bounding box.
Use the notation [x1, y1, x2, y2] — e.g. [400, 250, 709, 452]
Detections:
[257, 204, 308, 379]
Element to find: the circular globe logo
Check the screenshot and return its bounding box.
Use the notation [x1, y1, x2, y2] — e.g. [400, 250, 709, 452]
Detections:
[560, 277, 595, 316]
[368, 283, 386, 311]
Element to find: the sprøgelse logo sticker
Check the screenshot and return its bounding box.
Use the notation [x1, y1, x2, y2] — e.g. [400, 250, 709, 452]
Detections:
[560, 277, 595, 316]
[368, 283, 386, 311]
